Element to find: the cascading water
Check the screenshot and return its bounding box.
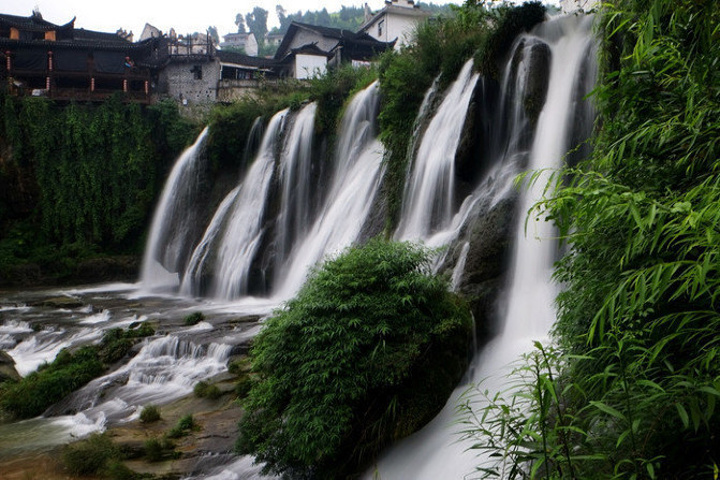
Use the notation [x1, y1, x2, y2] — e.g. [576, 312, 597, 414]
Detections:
[272, 81, 384, 299]
[180, 110, 288, 299]
[395, 59, 479, 241]
[141, 127, 209, 290]
[274, 103, 318, 267]
[368, 15, 597, 479]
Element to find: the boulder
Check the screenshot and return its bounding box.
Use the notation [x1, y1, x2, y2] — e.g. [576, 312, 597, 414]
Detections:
[0, 351, 21, 383]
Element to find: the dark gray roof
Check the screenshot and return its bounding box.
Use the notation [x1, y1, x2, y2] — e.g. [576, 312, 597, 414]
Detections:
[274, 21, 393, 61]
[217, 50, 279, 68]
[0, 12, 75, 32]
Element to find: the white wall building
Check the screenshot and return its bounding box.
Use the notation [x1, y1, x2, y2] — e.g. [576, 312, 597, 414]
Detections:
[359, 0, 430, 50]
[295, 53, 327, 79]
[560, 0, 600, 14]
[220, 32, 258, 57]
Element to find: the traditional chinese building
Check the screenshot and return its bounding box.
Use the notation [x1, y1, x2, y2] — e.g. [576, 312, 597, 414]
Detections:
[0, 11, 162, 103]
[359, 0, 430, 51]
[274, 21, 394, 79]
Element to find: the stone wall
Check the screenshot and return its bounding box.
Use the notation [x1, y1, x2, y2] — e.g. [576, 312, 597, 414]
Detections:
[158, 58, 220, 106]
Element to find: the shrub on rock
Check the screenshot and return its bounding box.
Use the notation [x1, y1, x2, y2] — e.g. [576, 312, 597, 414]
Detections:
[237, 239, 472, 479]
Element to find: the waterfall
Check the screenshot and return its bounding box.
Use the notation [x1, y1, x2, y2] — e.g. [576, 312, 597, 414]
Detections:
[180, 110, 288, 299]
[140, 127, 209, 291]
[272, 82, 384, 300]
[369, 15, 597, 479]
[274, 103, 318, 267]
[395, 59, 479, 240]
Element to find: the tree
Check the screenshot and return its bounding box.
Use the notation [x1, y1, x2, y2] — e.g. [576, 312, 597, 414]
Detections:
[245, 7, 269, 46]
[276, 4, 291, 32]
[235, 13, 246, 33]
[207, 26, 219, 45]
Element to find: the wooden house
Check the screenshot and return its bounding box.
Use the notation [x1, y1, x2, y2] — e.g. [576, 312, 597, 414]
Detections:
[0, 11, 163, 103]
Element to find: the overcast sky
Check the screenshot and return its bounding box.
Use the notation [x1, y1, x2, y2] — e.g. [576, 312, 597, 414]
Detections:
[3, 0, 554, 41]
[4, 0, 455, 40]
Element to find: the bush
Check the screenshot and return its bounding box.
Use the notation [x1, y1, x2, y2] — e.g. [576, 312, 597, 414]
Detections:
[194, 381, 222, 399]
[139, 404, 161, 424]
[0, 346, 104, 418]
[99, 323, 154, 363]
[183, 312, 204, 326]
[237, 239, 472, 479]
[144, 437, 175, 462]
[167, 414, 197, 438]
[104, 460, 137, 480]
[235, 377, 253, 398]
[62, 433, 119, 476]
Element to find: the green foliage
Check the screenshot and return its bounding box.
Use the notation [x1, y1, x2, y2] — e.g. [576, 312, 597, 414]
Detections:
[469, 0, 720, 478]
[144, 437, 176, 462]
[306, 63, 378, 136]
[0, 324, 154, 418]
[0, 95, 198, 277]
[237, 239, 472, 479]
[61, 433, 120, 476]
[140, 404, 162, 424]
[206, 97, 271, 174]
[194, 380, 222, 399]
[183, 311, 205, 326]
[103, 460, 138, 480]
[0, 346, 104, 418]
[167, 414, 197, 438]
[473, 1, 546, 80]
[99, 323, 154, 363]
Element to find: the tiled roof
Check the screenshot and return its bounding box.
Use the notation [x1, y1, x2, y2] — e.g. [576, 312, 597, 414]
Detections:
[217, 50, 278, 68]
[0, 13, 75, 32]
[274, 21, 393, 61]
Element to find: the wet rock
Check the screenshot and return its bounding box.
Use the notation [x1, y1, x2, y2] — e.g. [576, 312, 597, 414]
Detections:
[73, 256, 140, 284]
[455, 77, 502, 192]
[523, 40, 552, 125]
[0, 350, 21, 382]
[31, 296, 84, 309]
[457, 196, 518, 336]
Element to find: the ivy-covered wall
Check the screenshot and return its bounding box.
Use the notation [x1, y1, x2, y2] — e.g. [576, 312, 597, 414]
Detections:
[0, 92, 198, 284]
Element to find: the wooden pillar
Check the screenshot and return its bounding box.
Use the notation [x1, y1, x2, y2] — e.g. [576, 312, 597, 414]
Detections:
[91, 77, 95, 92]
[123, 79, 128, 92]
[144, 80, 149, 95]
[48, 51, 53, 71]
[5, 50, 11, 71]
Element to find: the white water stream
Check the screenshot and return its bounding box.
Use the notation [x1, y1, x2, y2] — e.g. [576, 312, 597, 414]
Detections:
[180, 109, 289, 299]
[141, 127, 209, 291]
[369, 15, 596, 479]
[273, 82, 384, 299]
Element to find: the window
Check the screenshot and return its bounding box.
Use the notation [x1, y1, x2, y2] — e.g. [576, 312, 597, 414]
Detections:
[191, 65, 202, 80]
[378, 19, 384, 38]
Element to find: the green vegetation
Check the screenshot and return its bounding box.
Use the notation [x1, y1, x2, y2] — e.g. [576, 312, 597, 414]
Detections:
[62, 433, 121, 476]
[167, 414, 198, 438]
[140, 404, 162, 424]
[377, 1, 545, 229]
[194, 380, 222, 399]
[183, 311, 205, 326]
[464, 0, 720, 478]
[144, 437, 176, 462]
[0, 346, 104, 418]
[0, 324, 154, 419]
[0, 94, 198, 283]
[237, 239, 472, 479]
